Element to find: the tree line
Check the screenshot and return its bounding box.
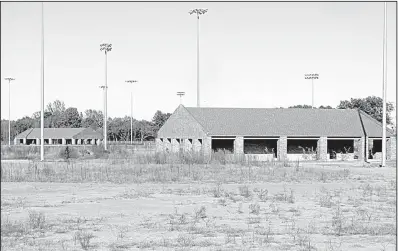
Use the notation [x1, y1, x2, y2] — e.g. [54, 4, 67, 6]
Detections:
[1, 96, 395, 142]
[1, 100, 171, 142]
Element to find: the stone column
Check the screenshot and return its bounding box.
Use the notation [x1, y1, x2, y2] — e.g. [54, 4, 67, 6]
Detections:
[155, 138, 163, 152]
[390, 136, 396, 160]
[202, 136, 212, 160]
[71, 139, 75, 145]
[354, 137, 365, 161]
[277, 136, 287, 161]
[184, 138, 192, 152]
[317, 137, 328, 161]
[62, 138, 66, 145]
[36, 138, 40, 145]
[234, 136, 244, 155]
[23, 138, 27, 145]
[163, 138, 172, 152]
[91, 139, 96, 145]
[48, 138, 52, 145]
[192, 139, 202, 153]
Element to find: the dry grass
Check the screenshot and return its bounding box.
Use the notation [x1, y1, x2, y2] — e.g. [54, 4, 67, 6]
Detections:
[1, 152, 396, 251]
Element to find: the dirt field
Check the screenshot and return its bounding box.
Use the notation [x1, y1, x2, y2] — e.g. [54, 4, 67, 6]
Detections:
[1, 161, 396, 251]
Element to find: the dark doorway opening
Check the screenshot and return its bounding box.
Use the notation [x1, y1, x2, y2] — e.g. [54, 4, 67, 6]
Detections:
[212, 139, 234, 153]
[287, 139, 318, 154]
[244, 139, 277, 157]
[327, 139, 354, 159]
[372, 139, 382, 154]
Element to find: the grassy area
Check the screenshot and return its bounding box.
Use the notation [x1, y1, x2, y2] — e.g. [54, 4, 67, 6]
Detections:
[1, 152, 396, 250]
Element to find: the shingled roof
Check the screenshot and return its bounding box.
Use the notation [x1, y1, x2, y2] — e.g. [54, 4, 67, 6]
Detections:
[14, 128, 104, 139]
[180, 106, 392, 137]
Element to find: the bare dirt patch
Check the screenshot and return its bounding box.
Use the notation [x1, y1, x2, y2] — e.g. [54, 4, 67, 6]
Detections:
[1, 161, 396, 251]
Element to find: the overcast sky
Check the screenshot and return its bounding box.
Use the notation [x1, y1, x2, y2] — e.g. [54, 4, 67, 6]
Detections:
[1, 2, 396, 123]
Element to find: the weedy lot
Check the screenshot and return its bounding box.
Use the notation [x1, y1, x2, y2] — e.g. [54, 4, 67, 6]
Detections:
[1, 158, 396, 251]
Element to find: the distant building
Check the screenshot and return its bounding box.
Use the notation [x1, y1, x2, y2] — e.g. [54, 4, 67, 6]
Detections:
[14, 128, 104, 145]
[156, 105, 396, 162]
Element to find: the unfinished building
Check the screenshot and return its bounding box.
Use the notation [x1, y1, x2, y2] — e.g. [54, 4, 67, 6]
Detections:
[156, 105, 396, 162]
[14, 128, 104, 146]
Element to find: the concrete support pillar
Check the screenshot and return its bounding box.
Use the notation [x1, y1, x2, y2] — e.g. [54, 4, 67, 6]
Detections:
[23, 138, 27, 145]
[386, 138, 391, 160]
[317, 137, 328, 161]
[36, 138, 40, 145]
[171, 139, 179, 153]
[91, 139, 96, 145]
[354, 137, 365, 161]
[62, 138, 66, 145]
[390, 136, 396, 160]
[234, 136, 244, 155]
[155, 138, 163, 152]
[202, 136, 212, 160]
[163, 138, 172, 152]
[48, 138, 52, 145]
[184, 138, 193, 152]
[277, 136, 287, 161]
[192, 139, 202, 153]
[13, 138, 17, 145]
[71, 139, 75, 145]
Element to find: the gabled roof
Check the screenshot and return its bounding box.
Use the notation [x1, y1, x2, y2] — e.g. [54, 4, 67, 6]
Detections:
[359, 110, 393, 137]
[182, 106, 390, 137]
[15, 128, 103, 139]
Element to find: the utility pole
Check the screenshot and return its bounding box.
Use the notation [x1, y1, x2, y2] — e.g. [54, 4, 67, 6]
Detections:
[177, 92, 185, 105]
[125, 80, 138, 145]
[189, 8, 207, 107]
[381, 2, 387, 167]
[4, 77, 15, 146]
[100, 43, 112, 151]
[304, 73, 319, 108]
[40, 2, 44, 161]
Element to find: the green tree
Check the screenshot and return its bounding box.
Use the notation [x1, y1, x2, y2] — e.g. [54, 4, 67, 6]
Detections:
[152, 110, 171, 129]
[57, 107, 82, 128]
[82, 109, 103, 130]
[337, 96, 394, 125]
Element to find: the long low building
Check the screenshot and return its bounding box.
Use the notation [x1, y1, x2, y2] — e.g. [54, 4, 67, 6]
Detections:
[156, 105, 396, 161]
[14, 128, 104, 145]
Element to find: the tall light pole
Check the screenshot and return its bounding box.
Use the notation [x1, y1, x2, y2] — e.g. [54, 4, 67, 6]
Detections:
[177, 92, 185, 104]
[40, 2, 44, 161]
[100, 43, 112, 151]
[99, 85, 107, 146]
[304, 73, 319, 108]
[381, 2, 387, 167]
[189, 8, 208, 107]
[4, 77, 15, 146]
[125, 80, 138, 145]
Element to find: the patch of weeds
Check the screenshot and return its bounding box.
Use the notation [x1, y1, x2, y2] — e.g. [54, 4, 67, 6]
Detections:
[249, 203, 260, 215]
[28, 210, 46, 230]
[194, 206, 207, 222]
[177, 234, 194, 247]
[258, 188, 268, 202]
[212, 182, 223, 198]
[73, 230, 95, 250]
[239, 185, 252, 199]
[218, 198, 227, 206]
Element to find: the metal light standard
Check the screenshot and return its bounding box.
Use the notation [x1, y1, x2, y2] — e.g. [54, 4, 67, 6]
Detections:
[125, 80, 138, 145]
[40, 2, 44, 161]
[381, 2, 387, 167]
[99, 85, 107, 146]
[189, 8, 208, 107]
[4, 77, 15, 146]
[177, 92, 185, 104]
[304, 73, 319, 108]
[100, 43, 112, 151]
